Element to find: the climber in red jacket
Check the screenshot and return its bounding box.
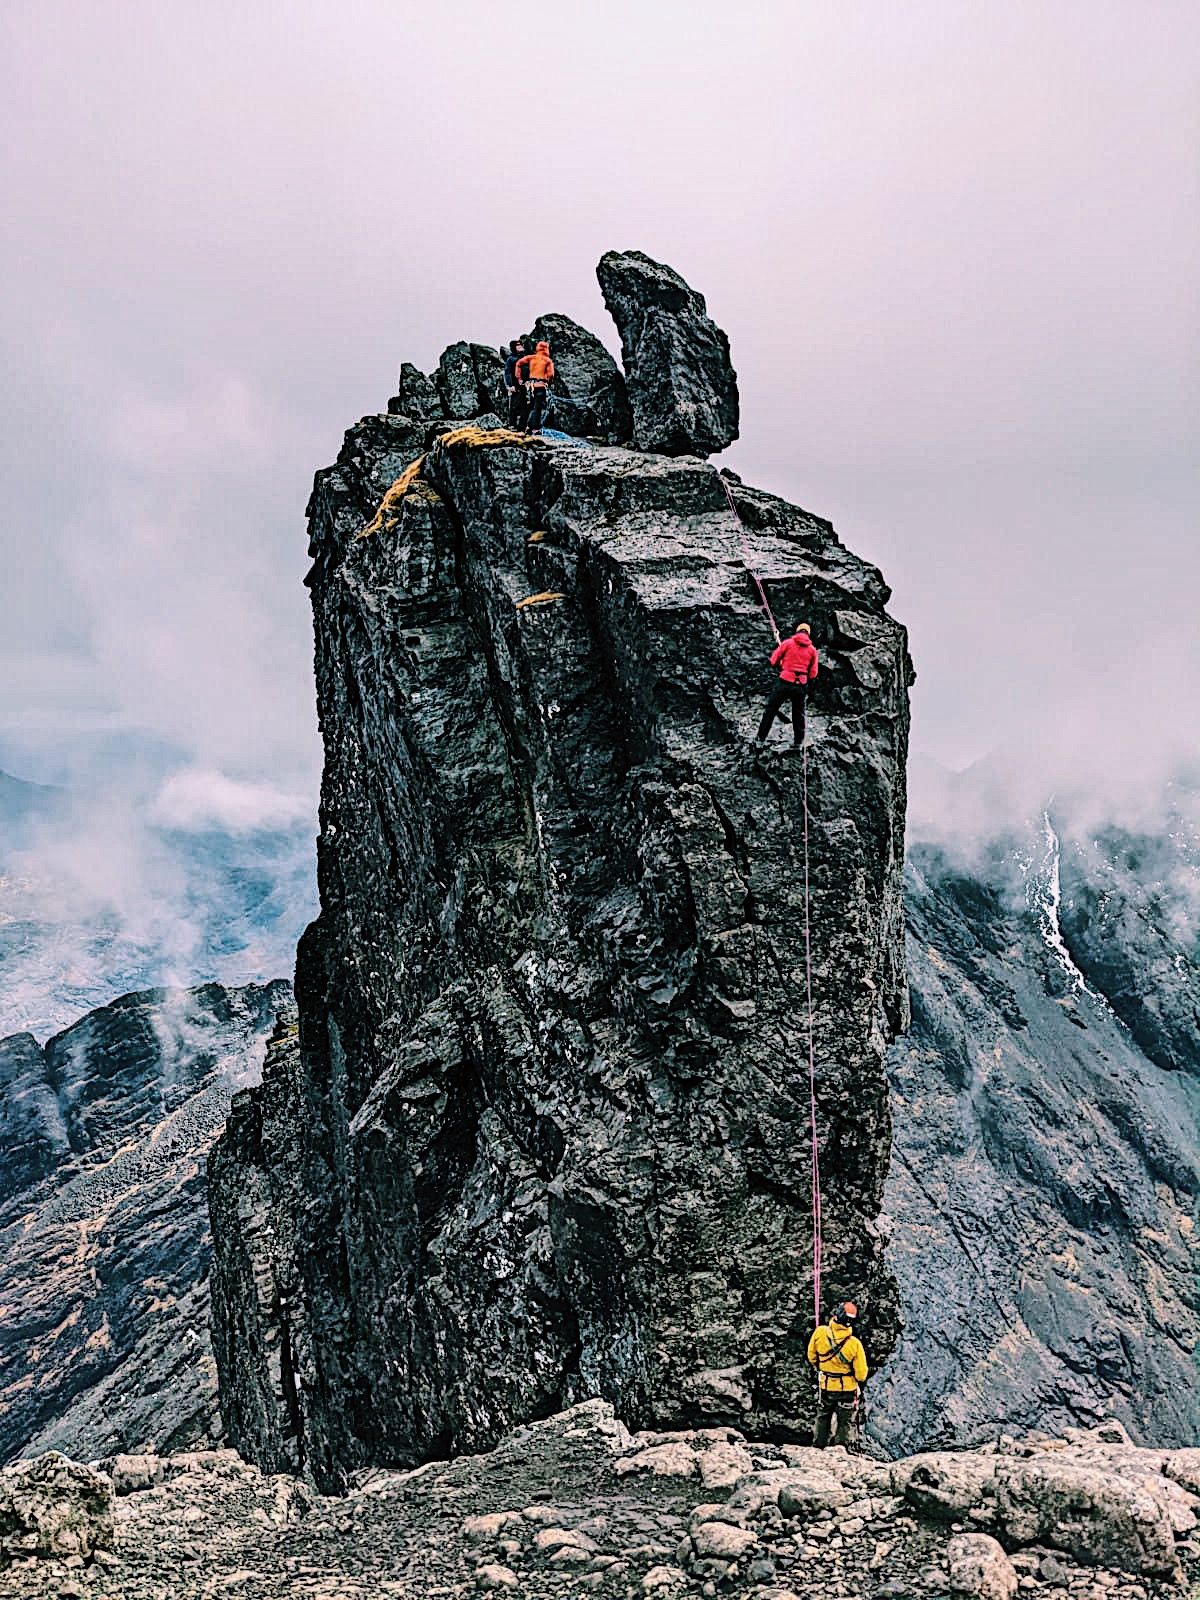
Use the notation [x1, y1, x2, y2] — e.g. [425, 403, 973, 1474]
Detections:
[757, 624, 819, 748]
[516, 340, 555, 433]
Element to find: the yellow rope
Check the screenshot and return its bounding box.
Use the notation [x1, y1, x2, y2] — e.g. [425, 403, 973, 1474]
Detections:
[436, 425, 541, 449]
[515, 591, 565, 609]
[358, 454, 426, 540]
[359, 428, 539, 541]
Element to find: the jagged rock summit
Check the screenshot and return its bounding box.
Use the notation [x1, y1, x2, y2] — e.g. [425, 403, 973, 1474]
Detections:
[384, 249, 738, 458]
[598, 248, 740, 455]
[208, 253, 911, 1493]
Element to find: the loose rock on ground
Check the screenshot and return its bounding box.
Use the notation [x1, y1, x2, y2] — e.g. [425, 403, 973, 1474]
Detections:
[2, 1405, 1196, 1600]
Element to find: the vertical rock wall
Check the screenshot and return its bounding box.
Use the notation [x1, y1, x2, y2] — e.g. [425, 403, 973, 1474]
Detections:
[209, 265, 911, 1492]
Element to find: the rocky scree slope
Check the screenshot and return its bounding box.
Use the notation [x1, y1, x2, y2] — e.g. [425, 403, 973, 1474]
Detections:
[4, 1403, 1200, 1600]
[874, 804, 1200, 1454]
[0, 981, 291, 1465]
[208, 252, 913, 1491]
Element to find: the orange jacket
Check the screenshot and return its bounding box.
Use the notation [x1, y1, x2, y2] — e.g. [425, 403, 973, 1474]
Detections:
[516, 342, 555, 383]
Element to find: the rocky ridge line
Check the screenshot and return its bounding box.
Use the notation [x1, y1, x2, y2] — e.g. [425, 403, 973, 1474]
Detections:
[0, 981, 292, 1465]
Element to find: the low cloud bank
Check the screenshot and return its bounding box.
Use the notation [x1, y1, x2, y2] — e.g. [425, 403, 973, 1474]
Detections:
[0, 753, 317, 1041]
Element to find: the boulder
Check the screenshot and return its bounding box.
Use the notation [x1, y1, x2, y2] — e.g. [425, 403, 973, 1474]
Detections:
[642, 1567, 688, 1593]
[433, 342, 505, 419]
[895, 1452, 998, 1521]
[992, 1457, 1179, 1578]
[947, 1532, 1018, 1600]
[690, 1518, 758, 1561]
[533, 1526, 597, 1554]
[388, 362, 444, 420]
[520, 313, 631, 442]
[615, 1442, 699, 1479]
[107, 1452, 162, 1495]
[597, 249, 739, 455]
[163, 1448, 253, 1480]
[461, 1510, 521, 1542]
[697, 1438, 754, 1490]
[0, 1453, 114, 1560]
[776, 1467, 853, 1521]
[475, 1564, 519, 1591]
[1165, 1447, 1200, 1498]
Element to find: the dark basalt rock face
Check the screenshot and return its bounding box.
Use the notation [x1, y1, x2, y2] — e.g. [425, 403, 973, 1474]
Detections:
[0, 981, 290, 1465]
[434, 341, 506, 421]
[208, 350, 912, 1488]
[519, 313, 632, 443]
[388, 362, 444, 420]
[597, 249, 739, 456]
[873, 809, 1200, 1454]
[1057, 824, 1200, 1077]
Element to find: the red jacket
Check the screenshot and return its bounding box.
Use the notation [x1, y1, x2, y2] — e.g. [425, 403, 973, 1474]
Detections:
[771, 630, 819, 685]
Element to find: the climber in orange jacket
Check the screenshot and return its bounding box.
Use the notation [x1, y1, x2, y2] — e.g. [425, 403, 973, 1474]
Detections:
[516, 340, 555, 433]
[756, 623, 819, 748]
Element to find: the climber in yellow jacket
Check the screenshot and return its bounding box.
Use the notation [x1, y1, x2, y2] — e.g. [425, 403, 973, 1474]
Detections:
[807, 1301, 869, 1450]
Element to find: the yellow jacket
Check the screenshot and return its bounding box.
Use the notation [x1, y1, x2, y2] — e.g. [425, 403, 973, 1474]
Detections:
[807, 1320, 868, 1392]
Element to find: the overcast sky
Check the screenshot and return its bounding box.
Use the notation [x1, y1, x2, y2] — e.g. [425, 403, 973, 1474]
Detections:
[2, 0, 1196, 808]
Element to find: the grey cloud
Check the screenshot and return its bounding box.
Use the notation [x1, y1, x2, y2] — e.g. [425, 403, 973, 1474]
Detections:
[1, 0, 1195, 804]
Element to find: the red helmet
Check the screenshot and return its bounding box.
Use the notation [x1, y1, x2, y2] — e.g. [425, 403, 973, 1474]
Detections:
[831, 1301, 858, 1322]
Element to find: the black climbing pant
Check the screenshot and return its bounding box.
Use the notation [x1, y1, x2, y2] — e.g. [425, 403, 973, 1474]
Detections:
[507, 385, 528, 430]
[814, 1389, 860, 1450]
[757, 680, 807, 746]
[526, 382, 550, 432]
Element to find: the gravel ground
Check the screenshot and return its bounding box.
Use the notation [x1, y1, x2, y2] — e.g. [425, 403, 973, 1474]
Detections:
[3, 1407, 1196, 1600]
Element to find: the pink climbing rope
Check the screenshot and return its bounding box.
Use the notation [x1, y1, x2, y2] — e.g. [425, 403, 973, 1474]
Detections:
[802, 740, 823, 1324]
[714, 469, 781, 644]
[713, 467, 823, 1324]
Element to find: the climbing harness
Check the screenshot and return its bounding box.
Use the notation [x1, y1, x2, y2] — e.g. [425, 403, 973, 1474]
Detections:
[713, 468, 781, 645]
[812, 1327, 857, 1386]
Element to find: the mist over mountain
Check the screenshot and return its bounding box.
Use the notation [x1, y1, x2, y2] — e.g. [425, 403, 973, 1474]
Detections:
[0, 748, 315, 1039]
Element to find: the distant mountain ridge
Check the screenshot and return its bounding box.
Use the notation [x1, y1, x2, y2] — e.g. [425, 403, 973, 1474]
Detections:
[0, 766, 64, 838]
[874, 794, 1200, 1452]
[1, 804, 1195, 1467]
[0, 979, 292, 1465]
